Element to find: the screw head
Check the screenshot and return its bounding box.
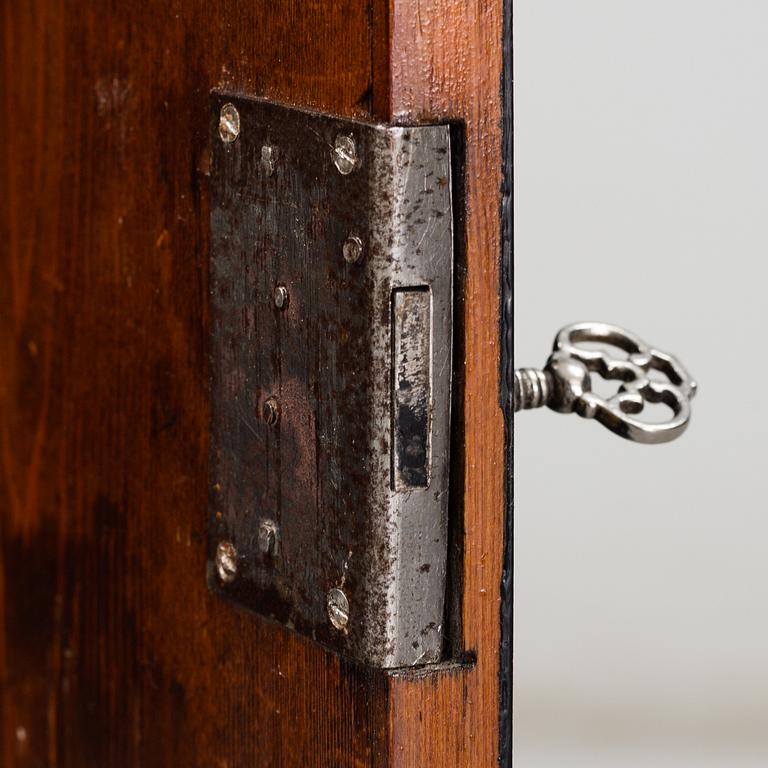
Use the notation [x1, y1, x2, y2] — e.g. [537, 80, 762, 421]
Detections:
[332, 134, 358, 175]
[327, 587, 350, 630]
[215, 540, 238, 583]
[261, 144, 277, 176]
[218, 103, 240, 143]
[263, 396, 280, 426]
[273, 285, 289, 310]
[258, 519, 278, 555]
[342, 234, 364, 264]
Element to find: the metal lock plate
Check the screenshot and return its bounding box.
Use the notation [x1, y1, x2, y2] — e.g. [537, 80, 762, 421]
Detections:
[208, 93, 453, 668]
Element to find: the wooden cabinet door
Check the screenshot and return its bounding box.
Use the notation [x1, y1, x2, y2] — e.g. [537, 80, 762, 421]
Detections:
[0, 1, 512, 765]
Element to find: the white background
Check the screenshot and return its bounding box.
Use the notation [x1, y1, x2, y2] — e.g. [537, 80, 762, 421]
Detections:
[513, 1, 768, 764]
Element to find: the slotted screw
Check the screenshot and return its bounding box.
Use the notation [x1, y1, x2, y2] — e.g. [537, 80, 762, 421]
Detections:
[263, 397, 280, 426]
[343, 235, 363, 264]
[258, 520, 278, 556]
[218, 103, 240, 143]
[215, 540, 238, 583]
[261, 144, 277, 175]
[332, 135, 358, 175]
[327, 588, 350, 630]
[274, 285, 289, 310]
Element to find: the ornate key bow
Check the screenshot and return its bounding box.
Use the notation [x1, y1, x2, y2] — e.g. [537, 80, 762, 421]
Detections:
[514, 322, 697, 444]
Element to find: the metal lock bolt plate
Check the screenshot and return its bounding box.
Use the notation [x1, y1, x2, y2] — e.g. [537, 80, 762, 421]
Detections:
[208, 93, 453, 668]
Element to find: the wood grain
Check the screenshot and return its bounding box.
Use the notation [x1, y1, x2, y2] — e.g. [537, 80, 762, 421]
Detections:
[385, 1, 506, 764]
[0, 0, 505, 764]
[0, 2, 390, 765]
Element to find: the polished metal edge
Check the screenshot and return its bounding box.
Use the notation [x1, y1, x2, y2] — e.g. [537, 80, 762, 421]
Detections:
[366, 125, 453, 666]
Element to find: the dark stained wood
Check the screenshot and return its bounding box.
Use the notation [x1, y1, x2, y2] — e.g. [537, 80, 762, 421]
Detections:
[0, 0, 506, 765]
[0, 2, 390, 765]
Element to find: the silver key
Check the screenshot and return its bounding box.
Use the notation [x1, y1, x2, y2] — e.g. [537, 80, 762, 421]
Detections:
[514, 322, 697, 444]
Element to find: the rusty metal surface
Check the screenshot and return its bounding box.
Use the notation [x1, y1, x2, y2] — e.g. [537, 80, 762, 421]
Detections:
[208, 93, 453, 668]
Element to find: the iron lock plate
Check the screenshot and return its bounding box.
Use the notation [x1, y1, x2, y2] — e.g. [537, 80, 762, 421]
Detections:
[207, 93, 453, 668]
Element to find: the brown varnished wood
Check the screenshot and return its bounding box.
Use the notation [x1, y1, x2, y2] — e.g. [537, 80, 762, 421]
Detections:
[383, 2, 506, 765]
[0, 0, 505, 765]
[0, 2, 390, 766]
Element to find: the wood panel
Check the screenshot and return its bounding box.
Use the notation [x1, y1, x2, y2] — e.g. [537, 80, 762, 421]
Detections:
[0, 2, 390, 766]
[0, 0, 506, 765]
[384, 0, 506, 764]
